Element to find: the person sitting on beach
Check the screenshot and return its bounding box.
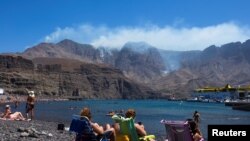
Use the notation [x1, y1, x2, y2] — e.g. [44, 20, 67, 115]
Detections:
[114, 109, 155, 141]
[80, 107, 116, 141]
[189, 120, 204, 141]
[125, 109, 147, 137]
[1, 105, 26, 120]
[193, 127, 204, 141]
[26, 91, 35, 120]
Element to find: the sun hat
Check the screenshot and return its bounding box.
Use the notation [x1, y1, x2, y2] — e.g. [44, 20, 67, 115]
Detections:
[5, 105, 10, 108]
[28, 91, 35, 97]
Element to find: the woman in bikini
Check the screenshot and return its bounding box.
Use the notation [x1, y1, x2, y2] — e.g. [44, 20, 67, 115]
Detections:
[26, 91, 35, 120]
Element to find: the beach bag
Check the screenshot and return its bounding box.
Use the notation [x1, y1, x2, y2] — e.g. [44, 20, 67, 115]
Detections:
[57, 123, 65, 130]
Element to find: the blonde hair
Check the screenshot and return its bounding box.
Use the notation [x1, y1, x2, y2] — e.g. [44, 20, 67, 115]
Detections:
[80, 107, 92, 120]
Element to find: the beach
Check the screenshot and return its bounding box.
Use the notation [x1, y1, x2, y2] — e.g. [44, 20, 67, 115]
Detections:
[1, 100, 250, 140]
[0, 119, 74, 141]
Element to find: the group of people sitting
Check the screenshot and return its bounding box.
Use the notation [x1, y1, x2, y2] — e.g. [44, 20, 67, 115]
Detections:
[73, 107, 204, 141]
[75, 107, 155, 141]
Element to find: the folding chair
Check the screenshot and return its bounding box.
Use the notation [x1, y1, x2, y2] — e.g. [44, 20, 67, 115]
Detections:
[70, 115, 110, 141]
[112, 114, 155, 141]
[160, 120, 194, 141]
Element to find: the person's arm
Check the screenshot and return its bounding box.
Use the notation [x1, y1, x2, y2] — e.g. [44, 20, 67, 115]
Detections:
[91, 122, 104, 135]
[2, 110, 11, 118]
[135, 123, 147, 136]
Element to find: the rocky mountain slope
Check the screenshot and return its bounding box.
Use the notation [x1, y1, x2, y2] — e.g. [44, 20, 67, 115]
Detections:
[22, 39, 166, 82]
[0, 55, 161, 99]
[115, 42, 165, 82]
[152, 40, 250, 97]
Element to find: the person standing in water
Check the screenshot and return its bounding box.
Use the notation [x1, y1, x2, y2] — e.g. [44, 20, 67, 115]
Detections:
[193, 111, 201, 124]
[26, 91, 35, 120]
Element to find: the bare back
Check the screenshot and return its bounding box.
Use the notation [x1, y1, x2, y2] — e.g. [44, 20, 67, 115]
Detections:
[27, 96, 35, 105]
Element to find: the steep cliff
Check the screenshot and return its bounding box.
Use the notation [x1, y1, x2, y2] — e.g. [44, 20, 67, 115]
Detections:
[0, 55, 160, 99]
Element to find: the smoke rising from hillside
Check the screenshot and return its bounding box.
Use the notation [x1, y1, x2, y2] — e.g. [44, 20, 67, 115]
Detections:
[44, 22, 250, 51]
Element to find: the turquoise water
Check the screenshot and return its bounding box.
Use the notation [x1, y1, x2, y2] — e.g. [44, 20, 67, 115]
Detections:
[14, 100, 250, 140]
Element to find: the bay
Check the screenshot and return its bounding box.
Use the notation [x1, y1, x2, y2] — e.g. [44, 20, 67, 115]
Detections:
[13, 100, 250, 140]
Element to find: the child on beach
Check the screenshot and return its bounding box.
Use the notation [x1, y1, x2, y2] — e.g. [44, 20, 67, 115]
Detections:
[1, 105, 26, 120]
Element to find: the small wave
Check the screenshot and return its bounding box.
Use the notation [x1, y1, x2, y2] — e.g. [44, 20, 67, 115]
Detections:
[228, 117, 240, 120]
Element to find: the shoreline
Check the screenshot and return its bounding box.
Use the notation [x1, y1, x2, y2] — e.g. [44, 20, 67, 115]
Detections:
[0, 94, 69, 105]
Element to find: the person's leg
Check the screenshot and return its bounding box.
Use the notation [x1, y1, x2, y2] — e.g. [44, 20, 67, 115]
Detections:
[110, 128, 116, 141]
[105, 124, 111, 130]
[17, 112, 26, 120]
[10, 112, 19, 120]
[25, 104, 29, 119]
[31, 109, 34, 120]
[30, 105, 34, 120]
[104, 128, 116, 141]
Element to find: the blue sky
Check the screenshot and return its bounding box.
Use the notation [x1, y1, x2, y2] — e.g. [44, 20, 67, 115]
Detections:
[1, 0, 250, 53]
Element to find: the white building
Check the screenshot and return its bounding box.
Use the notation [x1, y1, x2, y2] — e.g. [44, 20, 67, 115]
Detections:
[0, 88, 4, 95]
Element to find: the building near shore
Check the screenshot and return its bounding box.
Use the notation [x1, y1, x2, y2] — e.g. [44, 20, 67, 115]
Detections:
[0, 88, 4, 95]
[192, 84, 250, 100]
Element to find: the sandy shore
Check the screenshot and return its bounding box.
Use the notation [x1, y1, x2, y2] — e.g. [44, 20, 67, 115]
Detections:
[0, 119, 75, 141]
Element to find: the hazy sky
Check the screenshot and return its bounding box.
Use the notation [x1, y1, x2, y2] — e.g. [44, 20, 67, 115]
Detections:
[1, 0, 250, 53]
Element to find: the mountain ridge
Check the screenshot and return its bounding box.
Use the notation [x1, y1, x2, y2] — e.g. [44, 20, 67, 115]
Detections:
[16, 39, 250, 97]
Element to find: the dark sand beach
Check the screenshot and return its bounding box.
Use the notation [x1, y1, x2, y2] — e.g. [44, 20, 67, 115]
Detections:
[0, 120, 74, 141]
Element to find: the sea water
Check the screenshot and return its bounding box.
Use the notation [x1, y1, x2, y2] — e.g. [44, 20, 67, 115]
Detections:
[13, 100, 250, 140]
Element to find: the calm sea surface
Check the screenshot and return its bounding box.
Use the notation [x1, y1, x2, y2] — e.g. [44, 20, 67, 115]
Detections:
[12, 100, 250, 140]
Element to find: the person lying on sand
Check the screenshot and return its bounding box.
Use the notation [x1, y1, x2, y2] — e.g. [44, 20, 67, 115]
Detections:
[1, 105, 27, 121]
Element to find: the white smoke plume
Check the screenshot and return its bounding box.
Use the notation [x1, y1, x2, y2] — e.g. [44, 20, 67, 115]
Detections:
[44, 22, 250, 51]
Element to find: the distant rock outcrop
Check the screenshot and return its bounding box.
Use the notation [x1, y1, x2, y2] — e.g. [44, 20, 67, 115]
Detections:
[0, 55, 34, 71]
[115, 42, 165, 82]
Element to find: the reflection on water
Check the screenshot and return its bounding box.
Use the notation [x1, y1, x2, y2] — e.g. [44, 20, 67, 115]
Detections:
[227, 117, 240, 120]
[13, 100, 250, 140]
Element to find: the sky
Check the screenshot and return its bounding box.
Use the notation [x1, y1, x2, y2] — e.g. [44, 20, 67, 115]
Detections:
[1, 0, 250, 53]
